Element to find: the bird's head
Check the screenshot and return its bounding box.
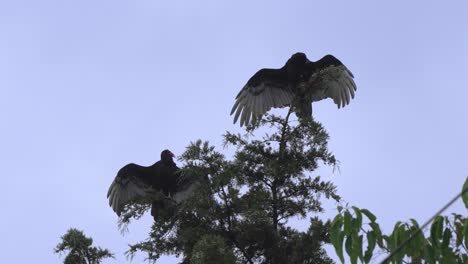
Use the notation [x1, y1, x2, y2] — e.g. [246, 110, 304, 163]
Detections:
[161, 149, 175, 162]
[288, 52, 307, 65]
[286, 52, 311, 85]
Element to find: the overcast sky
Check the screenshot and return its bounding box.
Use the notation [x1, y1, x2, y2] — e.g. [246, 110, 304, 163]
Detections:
[1, 1, 467, 263]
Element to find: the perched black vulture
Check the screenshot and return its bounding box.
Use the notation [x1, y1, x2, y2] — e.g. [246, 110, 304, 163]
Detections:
[231, 53, 357, 126]
[107, 150, 198, 219]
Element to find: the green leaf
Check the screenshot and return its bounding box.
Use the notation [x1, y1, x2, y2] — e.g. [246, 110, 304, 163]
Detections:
[424, 243, 436, 263]
[345, 235, 357, 264]
[407, 218, 424, 256]
[344, 211, 353, 236]
[462, 176, 468, 209]
[331, 232, 345, 264]
[408, 225, 424, 257]
[353, 234, 363, 262]
[331, 215, 345, 263]
[441, 250, 456, 264]
[430, 216, 444, 246]
[464, 218, 468, 250]
[364, 231, 376, 263]
[389, 221, 402, 250]
[369, 222, 383, 248]
[345, 234, 352, 258]
[409, 218, 420, 229]
[360, 208, 377, 223]
[441, 227, 452, 249]
[352, 206, 363, 230]
[337, 232, 346, 263]
[331, 214, 343, 234]
[392, 224, 408, 261]
[455, 217, 464, 247]
[397, 224, 408, 248]
[383, 235, 393, 250]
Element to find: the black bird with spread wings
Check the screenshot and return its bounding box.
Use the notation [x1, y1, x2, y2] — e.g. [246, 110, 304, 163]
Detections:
[231, 53, 357, 126]
[107, 150, 198, 219]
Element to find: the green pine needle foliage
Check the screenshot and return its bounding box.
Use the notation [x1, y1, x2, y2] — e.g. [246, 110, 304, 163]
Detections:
[122, 112, 340, 263]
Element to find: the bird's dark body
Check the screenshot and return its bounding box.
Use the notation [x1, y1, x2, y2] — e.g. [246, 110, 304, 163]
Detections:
[245, 53, 308, 92]
[158, 162, 179, 196]
[118, 160, 178, 196]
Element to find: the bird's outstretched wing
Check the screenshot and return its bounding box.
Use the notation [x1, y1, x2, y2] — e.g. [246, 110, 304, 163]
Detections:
[171, 172, 201, 203]
[304, 55, 357, 108]
[231, 68, 295, 127]
[107, 164, 151, 216]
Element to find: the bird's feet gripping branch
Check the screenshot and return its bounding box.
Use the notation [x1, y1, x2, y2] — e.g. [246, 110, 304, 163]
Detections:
[230, 52, 357, 127]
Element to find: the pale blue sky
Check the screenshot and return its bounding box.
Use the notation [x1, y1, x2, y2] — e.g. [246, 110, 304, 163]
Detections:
[1, 1, 467, 263]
